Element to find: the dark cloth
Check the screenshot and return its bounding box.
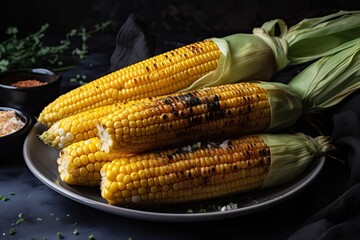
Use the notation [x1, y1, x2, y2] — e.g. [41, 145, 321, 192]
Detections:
[288, 97, 360, 240]
[109, 14, 157, 72]
[109, 14, 188, 72]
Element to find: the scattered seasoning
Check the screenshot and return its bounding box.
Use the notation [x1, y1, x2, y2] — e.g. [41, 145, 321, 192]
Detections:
[0, 195, 9, 201]
[10, 79, 47, 87]
[70, 73, 87, 85]
[218, 202, 238, 211]
[73, 229, 79, 235]
[9, 228, 15, 235]
[56, 231, 64, 239]
[9, 192, 15, 196]
[15, 213, 26, 225]
[88, 233, 95, 240]
[0, 110, 25, 136]
[187, 202, 238, 213]
[206, 204, 217, 211]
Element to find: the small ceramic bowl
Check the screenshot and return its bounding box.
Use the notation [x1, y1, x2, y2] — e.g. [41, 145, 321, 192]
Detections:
[0, 68, 62, 117]
[0, 106, 32, 162]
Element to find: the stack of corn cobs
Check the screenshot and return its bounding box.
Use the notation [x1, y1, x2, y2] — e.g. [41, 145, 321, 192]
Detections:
[38, 11, 360, 206]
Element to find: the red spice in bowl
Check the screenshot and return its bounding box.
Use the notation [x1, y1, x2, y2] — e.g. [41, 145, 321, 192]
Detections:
[10, 79, 48, 87]
[0, 68, 62, 116]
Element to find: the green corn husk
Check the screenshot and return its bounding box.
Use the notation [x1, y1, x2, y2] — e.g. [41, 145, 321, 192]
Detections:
[261, 133, 333, 188]
[283, 11, 360, 65]
[183, 10, 360, 91]
[288, 38, 360, 114]
[259, 82, 302, 131]
[262, 38, 360, 131]
[181, 33, 276, 90]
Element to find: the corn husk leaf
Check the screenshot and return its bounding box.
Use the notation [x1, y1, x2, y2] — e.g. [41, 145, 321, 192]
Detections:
[288, 38, 360, 114]
[262, 133, 333, 188]
[259, 82, 303, 131]
[182, 10, 360, 91]
[181, 34, 275, 91]
[261, 10, 360, 65]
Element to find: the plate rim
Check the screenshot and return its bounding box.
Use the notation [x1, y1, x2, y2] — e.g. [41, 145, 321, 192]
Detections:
[23, 122, 325, 222]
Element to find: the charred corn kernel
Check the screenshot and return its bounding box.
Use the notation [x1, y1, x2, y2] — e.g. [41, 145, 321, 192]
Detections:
[39, 101, 142, 150]
[100, 133, 333, 205]
[97, 81, 302, 153]
[57, 137, 130, 186]
[38, 40, 222, 126]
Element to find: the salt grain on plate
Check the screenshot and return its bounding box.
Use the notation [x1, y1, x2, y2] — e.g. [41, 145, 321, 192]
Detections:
[218, 202, 238, 211]
[220, 140, 230, 149]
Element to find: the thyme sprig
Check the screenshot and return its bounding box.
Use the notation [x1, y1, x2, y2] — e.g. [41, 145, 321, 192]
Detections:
[0, 21, 112, 73]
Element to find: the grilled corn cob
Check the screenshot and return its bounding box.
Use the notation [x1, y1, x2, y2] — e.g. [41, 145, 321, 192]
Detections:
[97, 81, 301, 153]
[40, 105, 116, 150]
[39, 100, 142, 150]
[38, 40, 224, 126]
[100, 133, 332, 205]
[39, 80, 294, 151]
[57, 137, 128, 186]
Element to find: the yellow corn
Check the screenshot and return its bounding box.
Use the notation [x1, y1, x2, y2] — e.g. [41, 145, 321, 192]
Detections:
[100, 135, 271, 205]
[39, 100, 142, 150]
[57, 137, 128, 186]
[39, 105, 115, 149]
[100, 133, 332, 205]
[97, 81, 302, 153]
[38, 40, 221, 126]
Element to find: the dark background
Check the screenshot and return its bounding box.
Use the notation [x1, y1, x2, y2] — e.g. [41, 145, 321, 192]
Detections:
[1, 0, 359, 42]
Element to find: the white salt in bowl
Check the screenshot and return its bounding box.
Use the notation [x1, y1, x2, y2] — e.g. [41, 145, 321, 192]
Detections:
[0, 106, 32, 163]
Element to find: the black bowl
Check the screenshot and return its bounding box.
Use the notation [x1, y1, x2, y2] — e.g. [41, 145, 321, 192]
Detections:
[0, 106, 32, 163]
[0, 68, 62, 117]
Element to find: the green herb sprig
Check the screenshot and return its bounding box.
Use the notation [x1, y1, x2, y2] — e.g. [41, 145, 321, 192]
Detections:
[0, 21, 113, 73]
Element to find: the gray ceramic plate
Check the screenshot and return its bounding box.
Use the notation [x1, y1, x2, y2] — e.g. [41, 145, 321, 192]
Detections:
[23, 123, 325, 222]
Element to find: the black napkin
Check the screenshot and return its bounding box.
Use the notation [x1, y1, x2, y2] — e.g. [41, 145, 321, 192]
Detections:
[287, 91, 360, 239]
[109, 14, 187, 73]
[108, 14, 156, 72]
